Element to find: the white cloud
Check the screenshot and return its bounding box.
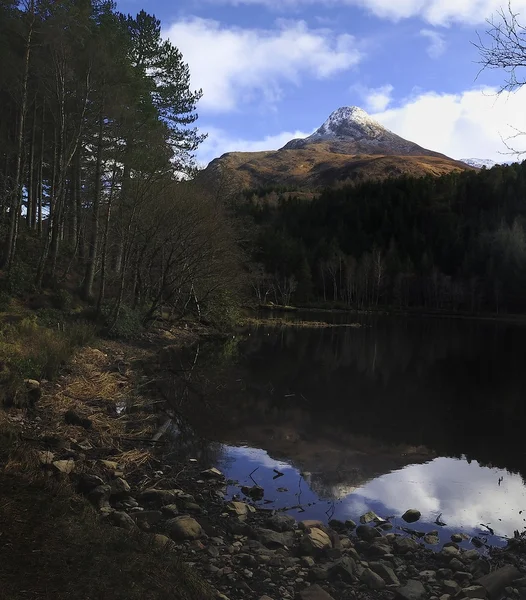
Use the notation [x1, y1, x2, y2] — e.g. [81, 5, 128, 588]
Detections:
[420, 29, 446, 58]
[372, 86, 526, 161]
[202, 0, 526, 26]
[197, 125, 313, 165]
[164, 18, 362, 112]
[353, 83, 394, 111]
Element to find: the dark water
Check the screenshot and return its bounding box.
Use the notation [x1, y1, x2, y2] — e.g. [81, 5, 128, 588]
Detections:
[167, 313, 526, 549]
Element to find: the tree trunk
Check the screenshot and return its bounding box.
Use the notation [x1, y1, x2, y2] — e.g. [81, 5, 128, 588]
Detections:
[82, 111, 103, 300]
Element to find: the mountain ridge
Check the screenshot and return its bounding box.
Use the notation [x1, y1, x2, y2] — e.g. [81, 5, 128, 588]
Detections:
[202, 106, 473, 190]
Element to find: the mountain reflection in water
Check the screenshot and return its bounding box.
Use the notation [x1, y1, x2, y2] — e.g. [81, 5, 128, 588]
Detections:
[165, 313, 526, 547]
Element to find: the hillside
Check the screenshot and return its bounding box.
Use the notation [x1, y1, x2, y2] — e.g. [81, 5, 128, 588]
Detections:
[202, 107, 473, 190]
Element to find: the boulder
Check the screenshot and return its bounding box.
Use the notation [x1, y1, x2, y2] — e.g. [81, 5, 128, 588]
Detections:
[300, 528, 332, 554]
[329, 557, 357, 583]
[24, 379, 41, 405]
[149, 533, 175, 550]
[360, 511, 382, 524]
[299, 584, 336, 600]
[108, 511, 136, 531]
[440, 545, 460, 559]
[396, 580, 426, 600]
[165, 515, 203, 541]
[77, 473, 104, 494]
[462, 585, 487, 598]
[241, 485, 264, 501]
[402, 509, 421, 524]
[110, 477, 131, 496]
[226, 501, 256, 521]
[87, 484, 111, 510]
[356, 524, 382, 542]
[161, 504, 179, 518]
[257, 527, 295, 549]
[266, 513, 296, 532]
[393, 536, 419, 554]
[201, 467, 223, 479]
[133, 510, 163, 528]
[476, 565, 521, 599]
[424, 532, 440, 545]
[360, 567, 386, 590]
[442, 580, 460, 595]
[300, 520, 325, 531]
[52, 459, 75, 474]
[345, 519, 357, 530]
[370, 562, 401, 586]
[139, 488, 193, 506]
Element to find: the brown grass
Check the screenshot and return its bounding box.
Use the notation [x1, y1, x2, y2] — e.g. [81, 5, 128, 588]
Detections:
[241, 317, 361, 328]
[203, 144, 473, 191]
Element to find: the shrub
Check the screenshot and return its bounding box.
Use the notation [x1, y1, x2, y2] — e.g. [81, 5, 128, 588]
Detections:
[51, 289, 73, 310]
[104, 304, 144, 339]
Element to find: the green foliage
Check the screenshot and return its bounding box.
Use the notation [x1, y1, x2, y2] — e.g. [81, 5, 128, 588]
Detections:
[202, 290, 242, 330]
[3, 261, 35, 297]
[51, 288, 73, 311]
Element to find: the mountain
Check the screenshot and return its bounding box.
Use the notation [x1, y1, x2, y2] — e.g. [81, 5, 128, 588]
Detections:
[460, 158, 498, 169]
[201, 106, 473, 191]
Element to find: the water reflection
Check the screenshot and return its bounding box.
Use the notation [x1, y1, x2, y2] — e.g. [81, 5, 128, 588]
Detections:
[162, 314, 526, 547]
[219, 446, 526, 547]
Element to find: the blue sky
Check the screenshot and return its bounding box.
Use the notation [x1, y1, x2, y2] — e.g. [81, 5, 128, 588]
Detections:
[116, 0, 526, 164]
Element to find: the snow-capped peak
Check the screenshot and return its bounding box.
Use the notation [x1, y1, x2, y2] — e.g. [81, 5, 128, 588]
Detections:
[309, 106, 387, 141]
[460, 158, 498, 169]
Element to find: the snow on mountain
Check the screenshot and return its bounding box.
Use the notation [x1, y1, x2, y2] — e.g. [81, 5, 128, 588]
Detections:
[460, 158, 498, 169]
[282, 106, 444, 157]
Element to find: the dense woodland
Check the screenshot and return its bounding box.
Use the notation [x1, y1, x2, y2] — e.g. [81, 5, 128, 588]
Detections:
[243, 162, 526, 314]
[0, 0, 242, 331]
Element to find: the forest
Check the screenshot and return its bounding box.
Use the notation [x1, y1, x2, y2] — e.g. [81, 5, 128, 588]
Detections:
[0, 0, 242, 332]
[243, 162, 526, 314]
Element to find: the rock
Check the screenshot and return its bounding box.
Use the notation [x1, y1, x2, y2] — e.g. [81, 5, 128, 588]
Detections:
[462, 585, 487, 598]
[370, 562, 400, 586]
[476, 565, 521, 599]
[139, 488, 193, 506]
[165, 515, 203, 541]
[300, 528, 332, 554]
[328, 519, 345, 532]
[360, 511, 382, 524]
[454, 571, 473, 584]
[402, 509, 421, 524]
[38, 450, 54, 465]
[110, 477, 131, 496]
[424, 533, 440, 545]
[266, 513, 296, 532]
[396, 579, 426, 600]
[393, 537, 419, 553]
[360, 567, 386, 590]
[52, 459, 75, 474]
[77, 473, 105, 494]
[257, 528, 295, 549]
[299, 585, 335, 600]
[227, 501, 255, 520]
[24, 379, 41, 404]
[87, 484, 111, 509]
[161, 504, 179, 518]
[345, 519, 357, 530]
[437, 569, 453, 580]
[302, 557, 316, 568]
[464, 550, 480, 561]
[471, 537, 484, 548]
[470, 559, 491, 579]
[259, 597, 274, 600]
[440, 545, 460, 559]
[149, 533, 175, 550]
[450, 558, 465, 571]
[133, 511, 163, 527]
[201, 467, 223, 479]
[452, 533, 469, 543]
[418, 570, 437, 583]
[108, 511, 136, 531]
[309, 567, 330, 582]
[241, 485, 264, 501]
[443, 580, 460, 595]
[64, 409, 92, 430]
[329, 557, 357, 583]
[99, 459, 119, 470]
[300, 520, 325, 531]
[356, 525, 382, 542]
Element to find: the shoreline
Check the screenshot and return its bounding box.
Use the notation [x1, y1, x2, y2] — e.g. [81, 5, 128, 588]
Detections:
[1, 324, 526, 600]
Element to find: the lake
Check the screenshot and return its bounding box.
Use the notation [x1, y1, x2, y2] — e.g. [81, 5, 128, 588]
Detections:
[165, 313, 526, 550]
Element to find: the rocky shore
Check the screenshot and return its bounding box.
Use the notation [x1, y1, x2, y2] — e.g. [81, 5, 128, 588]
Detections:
[5, 340, 526, 600]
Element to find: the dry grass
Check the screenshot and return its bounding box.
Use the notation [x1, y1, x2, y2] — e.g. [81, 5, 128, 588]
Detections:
[242, 317, 361, 328]
[203, 144, 473, 191]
